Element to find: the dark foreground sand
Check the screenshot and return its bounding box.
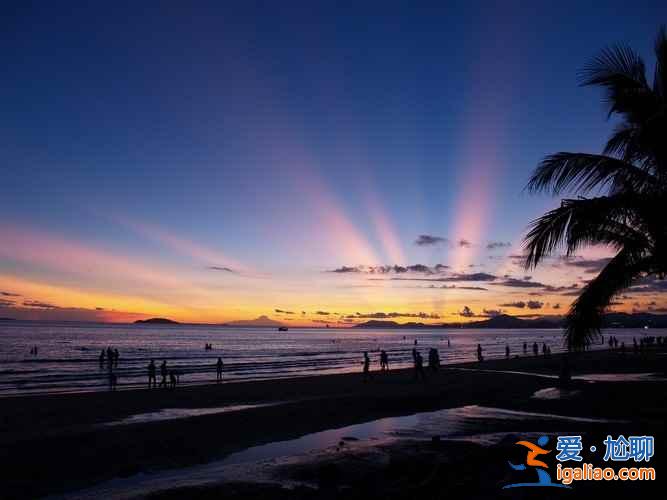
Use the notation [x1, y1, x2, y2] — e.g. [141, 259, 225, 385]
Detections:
[1, 348, 666, 499]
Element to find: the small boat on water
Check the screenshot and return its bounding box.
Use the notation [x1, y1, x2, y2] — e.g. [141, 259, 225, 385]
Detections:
[278, 326, 288, 332]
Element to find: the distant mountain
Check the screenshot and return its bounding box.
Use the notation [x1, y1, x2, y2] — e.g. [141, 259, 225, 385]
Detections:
[443, 314, 564, 329]
[354, 320, 428, 329]
[134, 318, 180, 325]
[601, 312, 667, 328]
[354, 312, 667, 329]
[223, 315, 285, 327]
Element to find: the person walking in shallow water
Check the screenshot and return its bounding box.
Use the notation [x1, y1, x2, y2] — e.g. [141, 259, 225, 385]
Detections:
[216, 357, 223, 382]
[505, 344, 510, 358]
[379, 350, 389, 372]
[428, 348, 440, 372]
[476, 343, 483, 362]
[533, 342, 539, 357]
[159, 360, 168, 388]
[148, 359, 156, 388]
[414, 351, 426, 381]
[362, 352, 371, 381]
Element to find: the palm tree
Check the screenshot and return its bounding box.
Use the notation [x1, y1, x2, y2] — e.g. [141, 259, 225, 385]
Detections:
[523, 27, 667, 349]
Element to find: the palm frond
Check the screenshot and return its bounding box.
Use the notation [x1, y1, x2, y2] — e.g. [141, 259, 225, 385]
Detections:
[522, 195, 647, 269]
[580, 44, 654, 121]
[525, 153, 656, 195]
[565, 250, 648, 347]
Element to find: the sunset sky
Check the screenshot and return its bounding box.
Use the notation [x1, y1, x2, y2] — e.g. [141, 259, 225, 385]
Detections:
[2, 1, 666, 325]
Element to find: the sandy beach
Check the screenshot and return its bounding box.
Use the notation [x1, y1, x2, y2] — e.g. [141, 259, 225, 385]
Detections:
[1, 347, 665, 499]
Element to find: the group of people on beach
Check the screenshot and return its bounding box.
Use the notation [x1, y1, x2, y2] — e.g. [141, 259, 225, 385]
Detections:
[476, 341, 553, 363]
[362, 346, 441, 382]
[99, 347, 120, 368]
[145, 356, 225, 390]
[147, 359, 179, 389]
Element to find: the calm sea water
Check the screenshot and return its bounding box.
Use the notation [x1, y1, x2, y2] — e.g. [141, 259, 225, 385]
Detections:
[0, 321, 659, 396]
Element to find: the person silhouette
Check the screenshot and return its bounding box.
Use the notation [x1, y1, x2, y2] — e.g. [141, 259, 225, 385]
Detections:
[379, 350, 389, 372]
[505, 344, 510, 358]
[113, 348, 119, 368]
[99, 349, 105, 367]
[476, 343, 483, 362]
[159, 360, 168, 388]
[523, 342, 527, 354]
[532, 342, 539, 356]
[216, 357, 223, 382]
[169, 371, 177, 389]
[362, 352, 371, 381]
[428, 348, 440, 372]
[414, 351, 426, 380]
[148, 359, 156, 388]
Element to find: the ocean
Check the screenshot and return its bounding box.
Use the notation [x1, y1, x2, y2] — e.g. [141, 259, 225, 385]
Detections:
[0, 321, 659, 396]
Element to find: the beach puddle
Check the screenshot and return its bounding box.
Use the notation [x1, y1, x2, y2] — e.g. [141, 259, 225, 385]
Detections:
[531, 387, 581, 400]
[453, 367, 558, 379]
[102, 403, 282, 427]
[573, 372, 667, 382]
[66, 405, 625, 500]
[456, 368, 667, 383]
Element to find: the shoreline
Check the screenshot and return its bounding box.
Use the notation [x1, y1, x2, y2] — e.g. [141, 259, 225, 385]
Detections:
[1, 348, 666, 498]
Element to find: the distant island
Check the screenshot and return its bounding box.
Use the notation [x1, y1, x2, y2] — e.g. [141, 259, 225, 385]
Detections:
[354, 312, 667, 329]
[0, 317, 16, 321]
[134, 318, 180, 325]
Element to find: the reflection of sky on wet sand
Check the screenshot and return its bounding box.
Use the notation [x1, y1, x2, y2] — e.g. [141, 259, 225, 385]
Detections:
[65, 405, 628, 500]
[102, 403, 282, 427]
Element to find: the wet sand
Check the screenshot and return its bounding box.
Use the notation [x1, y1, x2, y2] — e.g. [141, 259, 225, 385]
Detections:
[1, 348, 666, 498]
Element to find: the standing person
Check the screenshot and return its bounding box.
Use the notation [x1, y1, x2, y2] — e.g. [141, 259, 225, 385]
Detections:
[414, 351, 426, 381]
[523, 342, 528, 354]
[542, 343, 548, 357]
[447, 338, 451, 348]
[99, 349, 106, 367]
[216, 357, 223, 382]
[148, 359, 156, 388]
[362, 352, 371, 381]
[106, 347, 113, 364]
[108, 357, 115, 391]
[505, 344, 510, 358]
[113, 348, 119, 368]
[476, 343, 483, 362]
[159, 360, 168, 388]
[429, 348, 440, 372]
[379, 350, 389, 372]
[533, 342, 539, 357]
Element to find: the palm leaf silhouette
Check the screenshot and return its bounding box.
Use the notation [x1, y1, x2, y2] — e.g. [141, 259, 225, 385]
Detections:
[523, 27, 667, 347]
